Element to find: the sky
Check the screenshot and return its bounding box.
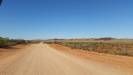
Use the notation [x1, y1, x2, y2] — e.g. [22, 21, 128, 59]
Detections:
[0, 0, 133, 39]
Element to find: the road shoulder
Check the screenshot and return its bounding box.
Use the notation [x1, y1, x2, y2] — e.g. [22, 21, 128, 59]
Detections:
[49, 44, 133, 72]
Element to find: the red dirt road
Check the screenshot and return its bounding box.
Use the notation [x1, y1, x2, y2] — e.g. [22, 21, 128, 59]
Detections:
[0, 43, 132, 75]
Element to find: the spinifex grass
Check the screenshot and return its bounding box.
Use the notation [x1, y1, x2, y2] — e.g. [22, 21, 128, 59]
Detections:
[62, 42, 133, 56]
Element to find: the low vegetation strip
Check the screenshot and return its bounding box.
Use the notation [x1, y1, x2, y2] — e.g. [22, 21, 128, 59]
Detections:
[58, 42, 133, 56]
[0, 37, 29, 48]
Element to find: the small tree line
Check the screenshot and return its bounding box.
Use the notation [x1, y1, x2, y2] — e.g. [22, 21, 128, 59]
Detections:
[0, 37, 29, 48]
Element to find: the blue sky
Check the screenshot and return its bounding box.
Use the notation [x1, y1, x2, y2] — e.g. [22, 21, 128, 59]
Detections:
[0, 0, 133, 39]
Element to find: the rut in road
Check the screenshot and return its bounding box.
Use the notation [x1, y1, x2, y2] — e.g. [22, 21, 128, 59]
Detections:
[0, 43, 132, 75]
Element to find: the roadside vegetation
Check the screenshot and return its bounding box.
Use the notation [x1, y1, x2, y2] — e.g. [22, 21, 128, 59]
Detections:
[61, 42, 133, 56]
[45, 40, 133, 56]
[0, 37, 30, 48]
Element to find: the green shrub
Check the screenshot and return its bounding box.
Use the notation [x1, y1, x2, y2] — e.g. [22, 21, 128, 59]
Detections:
[0, 37, 10, 47]
[0, 37, 30, 48]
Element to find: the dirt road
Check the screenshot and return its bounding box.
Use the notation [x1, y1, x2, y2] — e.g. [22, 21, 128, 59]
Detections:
[0, 43, 132, 75]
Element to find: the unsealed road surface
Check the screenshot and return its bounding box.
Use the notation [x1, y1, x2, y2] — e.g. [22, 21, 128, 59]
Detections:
[0, 43, 132, 75]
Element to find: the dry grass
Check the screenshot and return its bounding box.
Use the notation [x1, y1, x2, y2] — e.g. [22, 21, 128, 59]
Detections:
[60, 42, 133, 56]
